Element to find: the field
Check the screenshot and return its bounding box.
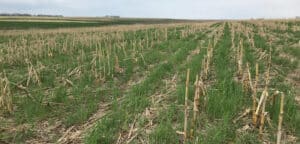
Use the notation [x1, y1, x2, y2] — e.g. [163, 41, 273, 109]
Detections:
[0, 17, 299, 144]
[0, 16, 200, 30]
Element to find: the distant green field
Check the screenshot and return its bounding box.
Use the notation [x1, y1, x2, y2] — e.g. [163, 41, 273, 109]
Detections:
[0, 17, 193, 29]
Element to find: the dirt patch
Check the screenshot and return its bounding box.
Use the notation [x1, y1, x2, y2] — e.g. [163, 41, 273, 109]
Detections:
[57, 102, 110, 144]
[116, 74, 178, 144]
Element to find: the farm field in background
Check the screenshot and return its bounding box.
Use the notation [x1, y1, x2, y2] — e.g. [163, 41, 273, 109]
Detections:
[0, 16, 203, 30]
[0, 18, 299, 144]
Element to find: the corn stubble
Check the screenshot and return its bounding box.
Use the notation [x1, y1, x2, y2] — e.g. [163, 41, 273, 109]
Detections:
[0, 73, 13, 113]
[0, 20, 298, 144]
[231, 21, 294, 143]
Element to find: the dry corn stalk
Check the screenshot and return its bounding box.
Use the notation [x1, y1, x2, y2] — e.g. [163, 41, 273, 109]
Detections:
[259, 60, 270, 138]
[202, 56, 207, 79]
[193, 75, 200, 124]
[114, 55, 124, 73]
[255, 55, 271, 130]
[165, 28, 168, 41]
[256, 68, 270, 129]
[259, 90, 268, 139]
[184, 69, 190, 142]
[202, 40, 214, 79]
[107, 52, 111, 76]
[246, 63, 254, 91]
[233, 108, 251, 123]
[213, 36, 218, 48]
[242, 64, 250, 93]
[276, 92, 284, 144]
[26, 61, 41, 87]
[207, 40, 213, 62]
[207, 40, 213, 61]
[231, 29, 235, 49]
[271, 90, 280, 106]
[91, 56, 98, 78]
[255, 89, 267, 125]
[190, 75, 199, 138]
[261, 44, 271, 88]
[237, 39, 243, 78]
[205, 56, 209, 78]
[0, 74, 13, 113]
[253, 63, 259, 125]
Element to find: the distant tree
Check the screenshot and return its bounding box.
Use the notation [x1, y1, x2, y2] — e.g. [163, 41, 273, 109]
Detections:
[0, 13, 63, 17]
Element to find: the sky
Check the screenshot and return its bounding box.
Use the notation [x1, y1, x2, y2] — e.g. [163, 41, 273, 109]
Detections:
[0, 0, 299, 19]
